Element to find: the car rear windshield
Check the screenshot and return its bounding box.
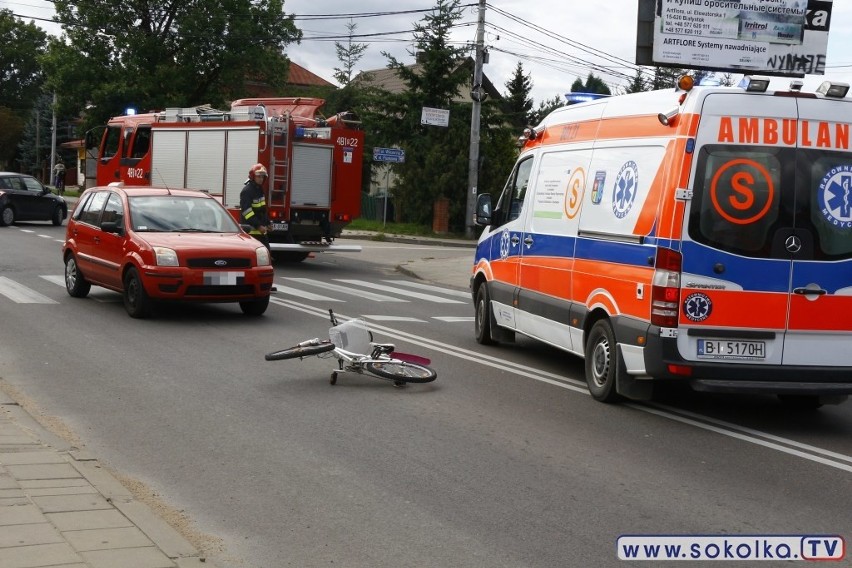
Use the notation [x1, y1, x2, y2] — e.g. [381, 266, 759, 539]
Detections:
[688, 145, 852, 261]
[128, 196, 240, 233]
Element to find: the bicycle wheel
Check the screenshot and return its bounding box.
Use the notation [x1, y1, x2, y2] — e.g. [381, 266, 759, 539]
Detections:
[364, 360, 437, 383]
[265, 341, 335, 361]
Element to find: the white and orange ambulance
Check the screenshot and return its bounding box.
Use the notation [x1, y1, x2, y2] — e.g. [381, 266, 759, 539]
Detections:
[471, 76, 852, 407]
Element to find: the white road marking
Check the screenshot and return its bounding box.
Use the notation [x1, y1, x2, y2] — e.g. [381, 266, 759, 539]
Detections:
[40, 275, 66, 287]
[334, 279, 464, 303]
[282, 277, 406, 302]
[38, 234, 53, 239]
[0, 276, 58, 304]
[272, 298, 852, 474]
[273, 286, 342, 302]
[362, 315, 426, 322]
[433, 316, 474, 322]
[382, 279, 471, 299]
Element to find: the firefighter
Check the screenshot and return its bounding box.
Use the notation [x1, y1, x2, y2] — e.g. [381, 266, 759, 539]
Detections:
[240, 163, 270, 249]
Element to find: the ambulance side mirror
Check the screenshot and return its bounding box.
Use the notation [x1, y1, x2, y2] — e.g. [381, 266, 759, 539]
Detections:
[475, 193, 492, 226]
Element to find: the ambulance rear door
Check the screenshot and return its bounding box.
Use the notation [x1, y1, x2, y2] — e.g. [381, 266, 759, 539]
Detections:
[783, 97, 852, 365]
[678, 93, 797, 366]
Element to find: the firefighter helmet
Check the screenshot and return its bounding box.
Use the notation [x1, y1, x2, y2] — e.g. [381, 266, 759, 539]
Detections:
[249, 163, 268, 178]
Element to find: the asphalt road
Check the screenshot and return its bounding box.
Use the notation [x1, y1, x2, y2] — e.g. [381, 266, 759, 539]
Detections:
[1, 221, 850, 567]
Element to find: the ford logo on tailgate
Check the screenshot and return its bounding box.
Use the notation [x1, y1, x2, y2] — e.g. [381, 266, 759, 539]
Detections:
[214, 260, 228, 266]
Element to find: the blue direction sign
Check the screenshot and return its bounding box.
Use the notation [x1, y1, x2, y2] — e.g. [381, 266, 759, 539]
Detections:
[373, 147, 406, 163]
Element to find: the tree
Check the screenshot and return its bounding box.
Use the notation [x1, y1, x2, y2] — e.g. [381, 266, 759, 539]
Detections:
[571, 72, 612, 96]
[624, 68, 648, 94]
[530, 95, 565, 125]
[0, 9, 48, 168]
[333, 20, 369, 86]
[503, 61, 533, 130]
[41, 0, 302, 131]
[376, 0, 471, 228]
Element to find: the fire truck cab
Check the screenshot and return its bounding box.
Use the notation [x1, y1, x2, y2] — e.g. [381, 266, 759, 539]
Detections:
[93, 98, 364, 260]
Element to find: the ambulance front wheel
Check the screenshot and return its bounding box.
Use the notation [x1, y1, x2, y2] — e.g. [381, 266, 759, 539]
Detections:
[474, 284, 495, 345]
[585, 320, 620, 403]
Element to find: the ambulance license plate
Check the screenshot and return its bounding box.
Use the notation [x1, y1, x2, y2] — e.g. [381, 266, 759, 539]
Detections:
[203, 271, 243, 286]
[271, 222, 288, 231]
[697, 339, 765, 360]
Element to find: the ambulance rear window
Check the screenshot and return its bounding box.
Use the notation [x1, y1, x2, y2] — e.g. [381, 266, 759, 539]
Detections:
[689, 146, 785, 257]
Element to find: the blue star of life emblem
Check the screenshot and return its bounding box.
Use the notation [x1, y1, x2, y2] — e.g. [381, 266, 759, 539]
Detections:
[683, 293, 712, 322]
[499, 229, 512, 259]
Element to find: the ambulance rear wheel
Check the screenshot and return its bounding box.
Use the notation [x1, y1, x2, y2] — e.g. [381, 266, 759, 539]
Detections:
[474, 284, 495, 345]
[585, 319, 620, 403]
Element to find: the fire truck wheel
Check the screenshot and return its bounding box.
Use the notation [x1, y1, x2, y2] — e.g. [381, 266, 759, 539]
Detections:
[584, 319, 621, 403]
[240, 295, 270, 316]
[274, 252, 310, 263]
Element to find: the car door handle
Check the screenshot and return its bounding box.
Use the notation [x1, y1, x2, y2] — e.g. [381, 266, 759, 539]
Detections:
[510, 235, 520, 245]
[793, 287, 827, 296]
[93, 236, 100, 244]
[523, 236, 534, 246]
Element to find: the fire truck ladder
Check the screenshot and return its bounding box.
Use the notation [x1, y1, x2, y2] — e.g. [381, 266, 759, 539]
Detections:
[269, 113, 290, 206]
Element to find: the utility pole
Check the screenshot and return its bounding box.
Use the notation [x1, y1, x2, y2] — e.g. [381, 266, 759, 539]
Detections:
[465, 0, 486, 238]
[50, 92, 57, 185]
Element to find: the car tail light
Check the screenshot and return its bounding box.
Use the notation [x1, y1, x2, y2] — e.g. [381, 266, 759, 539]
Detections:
[336, 213, 351, 222]
[651, 247, 682, 327]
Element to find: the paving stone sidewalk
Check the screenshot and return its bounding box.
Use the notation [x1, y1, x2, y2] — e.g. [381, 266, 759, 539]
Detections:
[0, 391, 214, 568]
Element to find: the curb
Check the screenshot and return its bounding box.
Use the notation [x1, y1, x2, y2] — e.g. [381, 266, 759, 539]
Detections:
[0, 388, 216, 567]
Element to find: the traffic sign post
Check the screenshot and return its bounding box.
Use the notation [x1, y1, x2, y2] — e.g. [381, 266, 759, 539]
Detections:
[373, 147, 405, 163]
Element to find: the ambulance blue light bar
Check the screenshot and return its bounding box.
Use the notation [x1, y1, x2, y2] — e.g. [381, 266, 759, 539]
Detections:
[738, 76, 771, 93]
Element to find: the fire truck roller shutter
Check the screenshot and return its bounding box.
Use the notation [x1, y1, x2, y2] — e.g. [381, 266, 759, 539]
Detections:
[290, 144, 333, 208]
[151, 131, 187, 187]
[224, 128, 262, 208]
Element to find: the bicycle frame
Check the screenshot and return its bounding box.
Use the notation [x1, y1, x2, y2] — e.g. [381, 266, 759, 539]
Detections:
[264, 309, 436, 387]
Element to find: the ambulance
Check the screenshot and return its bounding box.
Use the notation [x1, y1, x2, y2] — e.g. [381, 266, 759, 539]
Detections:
[471, 76, 852, 407]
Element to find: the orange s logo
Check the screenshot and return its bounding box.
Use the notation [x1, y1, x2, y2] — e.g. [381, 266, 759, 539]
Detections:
[729, 172, 755, 211]
[564, 168, 586, 219]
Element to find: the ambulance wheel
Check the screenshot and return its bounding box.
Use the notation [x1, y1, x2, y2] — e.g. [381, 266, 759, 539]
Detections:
[585, 320, 620, 403]
[474, 284, 495, 345]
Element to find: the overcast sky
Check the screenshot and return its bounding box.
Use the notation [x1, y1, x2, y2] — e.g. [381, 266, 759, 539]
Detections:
[6, 0, 852, 107]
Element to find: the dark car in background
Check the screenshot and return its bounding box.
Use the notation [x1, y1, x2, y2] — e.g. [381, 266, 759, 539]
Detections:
[0, 172, 67, 226]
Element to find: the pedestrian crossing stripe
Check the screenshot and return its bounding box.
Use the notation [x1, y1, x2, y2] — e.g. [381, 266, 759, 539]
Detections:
[382, 280, 470, 299]
[1, 275, 471, 311]
[334, 279, 464, 304]
[433, 316, 475, 322]
[362, 315, 426, 322]
[0, 276, 57, 304]
[281, 277, 406, 302]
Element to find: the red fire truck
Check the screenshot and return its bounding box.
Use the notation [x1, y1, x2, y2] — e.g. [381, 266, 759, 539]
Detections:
[92, 97, 364, 260]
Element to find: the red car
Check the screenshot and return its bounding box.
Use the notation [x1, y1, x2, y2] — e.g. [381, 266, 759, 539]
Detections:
[62, 184, 274, 318]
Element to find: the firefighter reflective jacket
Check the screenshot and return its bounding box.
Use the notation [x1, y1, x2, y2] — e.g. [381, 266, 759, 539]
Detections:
[239, 179, 268, 235]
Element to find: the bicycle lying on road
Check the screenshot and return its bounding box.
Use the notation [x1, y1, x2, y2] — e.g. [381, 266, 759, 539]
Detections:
[265, 310, 437, 387]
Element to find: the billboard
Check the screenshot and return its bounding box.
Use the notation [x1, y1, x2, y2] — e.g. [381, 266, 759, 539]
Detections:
[636, 0, 833, 77]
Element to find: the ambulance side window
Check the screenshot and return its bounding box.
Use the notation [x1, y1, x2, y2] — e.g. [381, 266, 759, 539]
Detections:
[496, 157, 534, 225]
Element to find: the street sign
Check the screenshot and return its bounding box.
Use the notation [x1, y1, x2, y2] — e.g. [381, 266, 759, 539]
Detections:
[373, 147, 406, 163]
[421, 107, 450, 127]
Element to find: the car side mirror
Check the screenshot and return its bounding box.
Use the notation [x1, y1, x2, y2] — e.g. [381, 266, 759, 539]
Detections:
[474, 193, 492, 226]
[100, 221, 124, 235]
